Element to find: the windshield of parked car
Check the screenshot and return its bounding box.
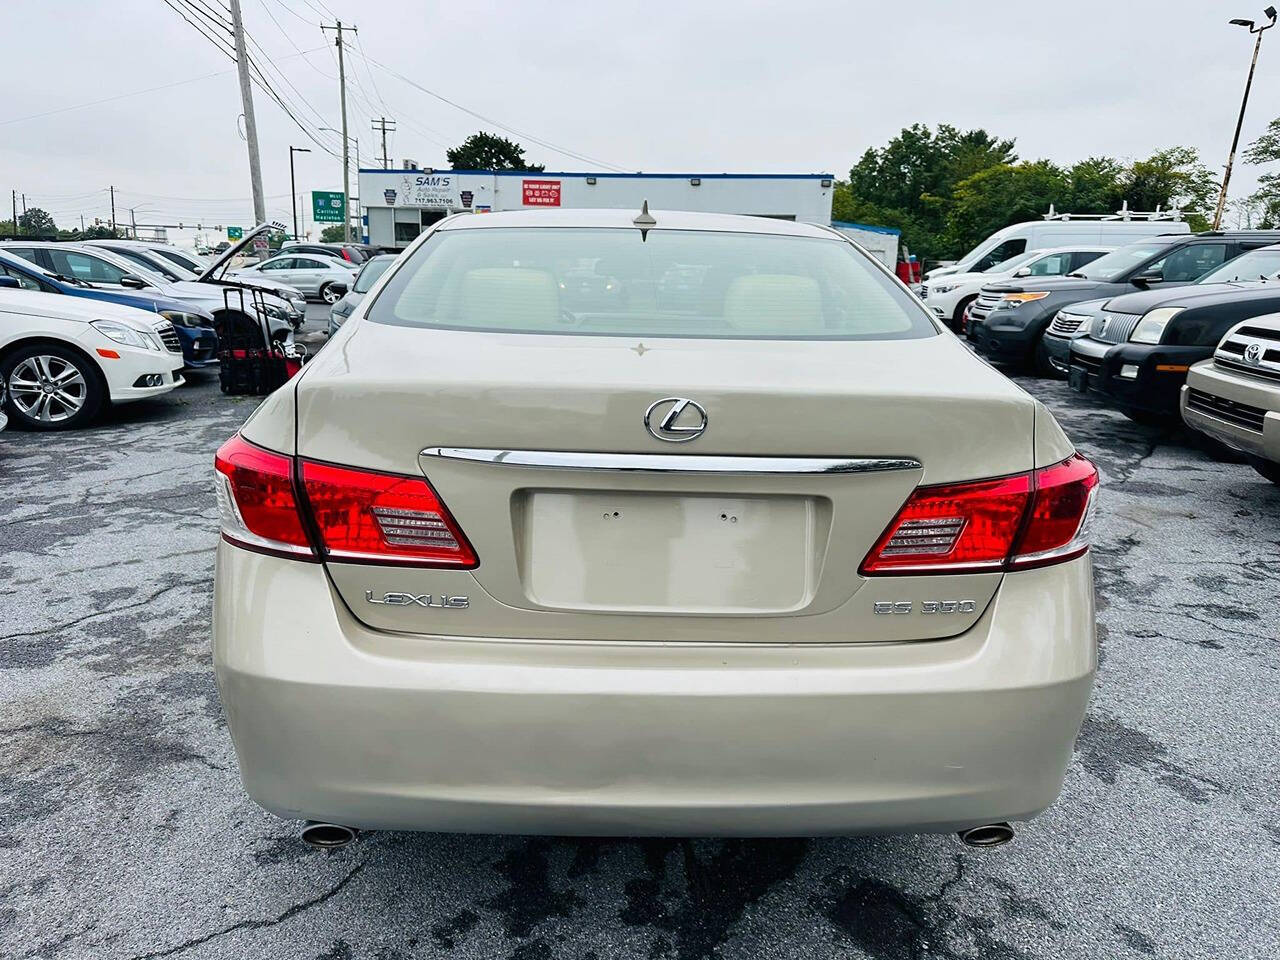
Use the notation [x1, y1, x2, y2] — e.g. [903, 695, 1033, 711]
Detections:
[369, 228, 936, 340]
[1195, 248, 1280, 283]
[354, 256, 393, 293]
[1072, 239, 1181, 282]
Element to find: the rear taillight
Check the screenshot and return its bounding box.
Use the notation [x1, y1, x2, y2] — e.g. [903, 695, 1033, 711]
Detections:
[860, 454, 1098, 576]
[214, 435, 477, 568]
[214, 435, 315, 560]
[300, 461, 478, 568]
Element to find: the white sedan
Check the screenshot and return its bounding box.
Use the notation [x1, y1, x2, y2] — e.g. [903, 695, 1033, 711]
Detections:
[0, 287, 185, 429]
[232, 253, 357, 303]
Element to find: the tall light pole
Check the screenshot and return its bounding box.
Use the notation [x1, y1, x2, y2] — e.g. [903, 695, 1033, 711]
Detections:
[228, 0, 266, 228]
[289, 146, 311, 239]
[1214, 7, 1277, 229]
[320, 21, 354, 242]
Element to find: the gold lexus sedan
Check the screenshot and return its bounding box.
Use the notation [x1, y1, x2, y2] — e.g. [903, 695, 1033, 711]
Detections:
[213, 209, 1098, 847]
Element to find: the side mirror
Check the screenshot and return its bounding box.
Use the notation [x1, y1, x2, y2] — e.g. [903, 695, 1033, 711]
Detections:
[1132, 271, 1163, 287]
[329, 281, 348, 296]
[120, 274, 150, 289]
[0, 276, 19, 289]
[1014, 267, 1032, 278]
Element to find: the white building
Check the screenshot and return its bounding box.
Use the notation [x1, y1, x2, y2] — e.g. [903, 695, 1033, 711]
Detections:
[358, 169, 836, 250]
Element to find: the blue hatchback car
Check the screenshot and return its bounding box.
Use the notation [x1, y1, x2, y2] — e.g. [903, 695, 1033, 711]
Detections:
[0, 248, 217, 367]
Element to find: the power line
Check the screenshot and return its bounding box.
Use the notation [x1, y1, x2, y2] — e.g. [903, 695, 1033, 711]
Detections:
[358, 52, 626, 171]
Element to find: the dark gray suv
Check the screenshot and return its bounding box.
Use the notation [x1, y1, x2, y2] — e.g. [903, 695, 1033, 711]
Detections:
[969, 231, 1280, 373]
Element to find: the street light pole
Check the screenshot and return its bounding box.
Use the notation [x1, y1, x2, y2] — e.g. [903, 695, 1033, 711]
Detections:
[1214, 7, 1277, 229]
[321, 128, 360, 239]
[289, 146, 311, 239]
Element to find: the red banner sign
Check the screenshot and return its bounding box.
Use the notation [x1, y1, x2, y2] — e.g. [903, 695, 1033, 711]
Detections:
[522, 179, 562, 207]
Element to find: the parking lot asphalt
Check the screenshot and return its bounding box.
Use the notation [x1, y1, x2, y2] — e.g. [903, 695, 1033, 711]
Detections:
[2, 311, 1278, 960]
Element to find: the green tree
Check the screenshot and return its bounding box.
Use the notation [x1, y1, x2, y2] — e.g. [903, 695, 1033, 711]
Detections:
[1120, 147, 1216, 229]
[947, 161, 1070, 253]
[319, 224, 346, 243]
[446, 132, 544, 171]
[1242, 118, 1280, 227]
[18, 207, 56, 237]
[1065, 157, 1126, 213]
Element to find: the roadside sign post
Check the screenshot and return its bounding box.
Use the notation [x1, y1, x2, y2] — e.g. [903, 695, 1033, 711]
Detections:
[227, 226, 243, 240]
[312, 190, 345, 225]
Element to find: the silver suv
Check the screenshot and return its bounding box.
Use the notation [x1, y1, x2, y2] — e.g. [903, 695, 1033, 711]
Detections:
[1182, 314, 1280, 483]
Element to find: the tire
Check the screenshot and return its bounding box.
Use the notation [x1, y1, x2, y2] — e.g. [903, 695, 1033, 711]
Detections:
[1121, 407, 1172, 427]
[952, 295, 977, 333]
[320, 283, 341, 305]
[2, 343, 105, 430]
[1247, 455, 1280, 484]
[1033, 337, 1060, 379]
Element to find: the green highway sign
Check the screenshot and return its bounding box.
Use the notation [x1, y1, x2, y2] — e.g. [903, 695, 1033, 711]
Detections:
[312, 190, 345, 223]
[227, 226, 243, 240]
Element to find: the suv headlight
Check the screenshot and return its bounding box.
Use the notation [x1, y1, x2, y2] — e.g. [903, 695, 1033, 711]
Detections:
[995, 292, 1049, 309]
[930, 282, 957, 295]
[91, 319, 159, 350]
[159, 310, 204, 329]
[1130, 307, 1183, 344]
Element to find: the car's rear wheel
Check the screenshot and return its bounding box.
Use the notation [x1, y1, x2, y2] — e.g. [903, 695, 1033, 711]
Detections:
[320, 283, 341, 304]
[2, 344, 105, 430]
[1247, 455, 1280, 484]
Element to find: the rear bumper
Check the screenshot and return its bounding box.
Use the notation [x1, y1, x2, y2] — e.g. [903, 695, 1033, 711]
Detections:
[213, 542, 1096, 836]
[1182, 361, 1280, 462]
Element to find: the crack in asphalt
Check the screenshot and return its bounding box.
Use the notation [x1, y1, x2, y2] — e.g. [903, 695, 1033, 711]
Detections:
[126, 861, 366, 960]
[0, 578, 206, 642]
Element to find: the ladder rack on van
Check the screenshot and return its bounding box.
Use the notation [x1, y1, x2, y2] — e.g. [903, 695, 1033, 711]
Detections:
[1042, 201, 1184, 222]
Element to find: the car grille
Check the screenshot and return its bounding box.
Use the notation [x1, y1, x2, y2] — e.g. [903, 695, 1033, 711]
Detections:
[919, 284, 928, 299]
[1050, 311, 1091, 336]
[1215, 325, 1280, 382]
[156, 321, 182, 354]
[1091, 312, 1141, 344]
[970, 291, 1004, 321]
[1186, 388, 1267, 433]
[1071, 351, 1104, 373]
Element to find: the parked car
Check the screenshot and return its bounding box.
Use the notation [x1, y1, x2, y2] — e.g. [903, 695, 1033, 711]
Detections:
[1045, 243, 1280, 377]
[85, 237, 308, 323]
[281, 241, 368, 264]
[0, 248, 217, 369]
[970, 231, 1280, 374]
[923, 246, 1111, 330]
[233, 252, 357, 303]
[0, 284, 185, 429]
[213, 208, 1099, 845]
[328, 253, 395, 336]
[1067, 245, 1280, 421]
[1181, 315, 1280, 484]
[926, 215, 1190, 281]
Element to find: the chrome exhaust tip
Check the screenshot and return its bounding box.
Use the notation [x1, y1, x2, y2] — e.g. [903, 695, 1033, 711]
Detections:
[300, 821, 357, 849]
[957, 822, 1014, 848]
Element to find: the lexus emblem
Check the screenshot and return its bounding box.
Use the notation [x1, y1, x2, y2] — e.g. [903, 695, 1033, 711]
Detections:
[1243, 341, 1263, 365]
[644, 397, 708, 442]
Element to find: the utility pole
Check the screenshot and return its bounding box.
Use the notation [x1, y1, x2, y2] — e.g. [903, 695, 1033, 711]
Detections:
[289, 146, 311, 239]
[322, 21, 355, 242]
[80, 214, 86, 234]
[229, 0, 267, 229]
[130, 207, 137, 239]
[109, 185, 116, 233]
[11, 190, 17, 236]
[20, 194, 26, 217]
[372, 117, 396, 169]
[1214, 8, 1277, 229]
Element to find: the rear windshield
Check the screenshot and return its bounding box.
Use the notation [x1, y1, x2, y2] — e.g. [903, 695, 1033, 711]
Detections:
[368, 227, 936, 340]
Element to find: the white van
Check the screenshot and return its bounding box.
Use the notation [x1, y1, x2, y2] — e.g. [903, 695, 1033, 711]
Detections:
[926, 217, 1192, 280]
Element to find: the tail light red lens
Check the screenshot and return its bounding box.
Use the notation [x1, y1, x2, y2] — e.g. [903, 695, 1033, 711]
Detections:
[860, 454, 1098, 576]
[214, 435, 315, 559]
[214, 434, 478, 568]
[300, 461, 478, 568]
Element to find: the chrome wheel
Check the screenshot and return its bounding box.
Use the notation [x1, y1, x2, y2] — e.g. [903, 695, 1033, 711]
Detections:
[321, 284, 341, 304]
[8, 354, 89, 423]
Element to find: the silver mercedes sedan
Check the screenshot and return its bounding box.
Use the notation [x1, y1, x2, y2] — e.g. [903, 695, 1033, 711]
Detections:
[213, 208, 1097, 846]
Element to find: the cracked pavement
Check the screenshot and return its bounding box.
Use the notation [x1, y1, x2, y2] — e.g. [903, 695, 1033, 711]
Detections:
[2, 324, 1278, 959]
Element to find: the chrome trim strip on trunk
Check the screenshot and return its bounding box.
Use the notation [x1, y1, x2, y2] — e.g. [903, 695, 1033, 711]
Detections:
[420, 448, 923, 475]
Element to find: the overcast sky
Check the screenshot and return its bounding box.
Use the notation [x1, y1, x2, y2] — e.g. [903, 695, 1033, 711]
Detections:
[5, 0, 1279, 241]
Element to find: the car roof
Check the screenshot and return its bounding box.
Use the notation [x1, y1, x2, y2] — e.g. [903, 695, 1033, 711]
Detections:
[437, 208, 839, 238]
